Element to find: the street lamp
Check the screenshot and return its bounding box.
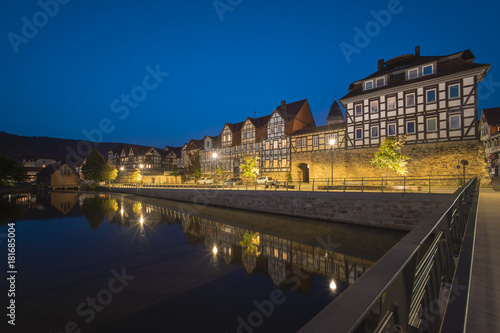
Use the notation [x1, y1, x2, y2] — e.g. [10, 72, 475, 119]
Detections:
[212, 152, 218, 184]
[329, 137, 336, 187]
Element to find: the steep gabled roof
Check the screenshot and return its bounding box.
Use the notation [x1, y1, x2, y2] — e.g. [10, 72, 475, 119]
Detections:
[291, 122, 346, 136]
[340, 48, 490, 101]
[37, 162, 76, 178]
[482, 107, 500, 126]
[274, 99, 308, 121]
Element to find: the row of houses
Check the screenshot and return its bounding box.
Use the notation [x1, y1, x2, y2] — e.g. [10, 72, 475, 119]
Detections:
[152, 46, 497, 181]
[26, 46, 500, 184]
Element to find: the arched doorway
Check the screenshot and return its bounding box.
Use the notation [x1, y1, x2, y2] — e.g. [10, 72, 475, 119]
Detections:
[297, 163, 309, 183]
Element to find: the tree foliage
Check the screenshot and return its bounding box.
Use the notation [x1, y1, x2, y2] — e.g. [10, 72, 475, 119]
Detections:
[171, 165, 179, 177]
[239, 232, 260, 256]
[132, 170, 142, 183]
[186, 151, 201, 179]
[0, 154, 27, 185]
[102, 162, 118, 181]
[239, 156, 259, 179]
[371, 135, 409, 176]
[81, 148, 107, 182]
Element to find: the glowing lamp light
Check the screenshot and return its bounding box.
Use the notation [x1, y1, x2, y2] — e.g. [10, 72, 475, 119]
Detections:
[329, 280, 337, 291]
[120, 208, 124, 216]
[212, 152, 218, 159]
[212, 246, 218, 254]
[120, 166, 124, 171]
[329, 138, 336, 146]
[140, 216, 144, 225]
[139, 164, 144, 169]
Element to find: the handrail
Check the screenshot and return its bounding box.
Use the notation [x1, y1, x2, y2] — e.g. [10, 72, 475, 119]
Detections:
[298, 176, 479, 333]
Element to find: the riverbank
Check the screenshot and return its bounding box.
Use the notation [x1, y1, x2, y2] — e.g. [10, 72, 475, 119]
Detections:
[102, 187, 450, 231]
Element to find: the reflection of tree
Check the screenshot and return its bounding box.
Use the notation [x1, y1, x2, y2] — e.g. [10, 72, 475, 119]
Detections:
[132, 202, 142, 215]
[81, 196, 118, 230]
[239, 232, 260, 256]
[0, 195, 28, 225]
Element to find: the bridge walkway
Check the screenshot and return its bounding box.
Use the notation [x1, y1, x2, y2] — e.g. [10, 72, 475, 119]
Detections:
[466, 187, 500, 332]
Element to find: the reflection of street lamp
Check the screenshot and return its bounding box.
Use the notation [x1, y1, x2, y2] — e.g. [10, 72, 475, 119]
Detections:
[329, 138, 336, 186]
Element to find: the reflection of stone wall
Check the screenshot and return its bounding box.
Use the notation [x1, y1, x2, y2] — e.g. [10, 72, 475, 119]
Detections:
[291, 140, 489, 184]
[110, 187, 448, 231]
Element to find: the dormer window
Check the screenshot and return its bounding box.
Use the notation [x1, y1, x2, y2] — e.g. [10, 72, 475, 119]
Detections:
[364, 76, 386, 90]
[406, 63, 435, 80]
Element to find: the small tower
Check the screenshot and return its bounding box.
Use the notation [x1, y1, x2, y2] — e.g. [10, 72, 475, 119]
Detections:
[327, 99, 344, 125]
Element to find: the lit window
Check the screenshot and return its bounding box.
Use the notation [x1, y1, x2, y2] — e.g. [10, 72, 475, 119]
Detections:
[370, 100, 379, 113]
[387, 97, 396, 110]
[408, 69, 418, 79]
[423, 65, 433, 76]
[266, 141, 270, 150]
[273, 140, 279, 149]
[450, 115, 460, 129]
[302, 137, 307, 147]
[406, 93, 415, 107]
[355, 104, 362, 115]
[282, 159, 287, 167]
[427, 118, 437, 132]
[356, 129, 362, 139]
[282, 139, 287, 148]
[449, 84, 460, 99]
[296, 138, 301, 148]
[371, 126, 379, 138]
[325, 134, 330, 143]
[313, 136, 319, 146]
[273, 160, 278, 168]
[365, 81, 373, 90]
[388, 123, 396, 136]
[426, 89, 436, 103]
[407, 121, 416, 134]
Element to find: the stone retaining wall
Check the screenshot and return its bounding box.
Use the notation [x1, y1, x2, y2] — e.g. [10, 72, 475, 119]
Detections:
[291, 140, 490, 185]
[108, 188, 449, 231]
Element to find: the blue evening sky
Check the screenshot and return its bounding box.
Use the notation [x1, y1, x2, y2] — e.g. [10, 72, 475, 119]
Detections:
[1, 0, 499, 148]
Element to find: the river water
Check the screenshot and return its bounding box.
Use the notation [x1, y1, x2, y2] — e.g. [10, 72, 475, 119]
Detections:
[0, 192, 406, 333]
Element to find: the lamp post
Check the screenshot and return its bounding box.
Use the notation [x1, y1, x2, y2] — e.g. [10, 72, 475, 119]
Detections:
[139, 164, 144, 187]
[212, 152, 218, 184]
[329, 138, 336, 188]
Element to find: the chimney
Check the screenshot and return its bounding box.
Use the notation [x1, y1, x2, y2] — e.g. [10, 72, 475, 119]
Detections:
[378, 59, 384, 71]
[415, 46, 420, 57]
[281, 100, 286, 108]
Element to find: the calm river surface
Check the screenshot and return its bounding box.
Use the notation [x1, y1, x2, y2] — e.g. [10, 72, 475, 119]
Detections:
[0, 192, 406, 333]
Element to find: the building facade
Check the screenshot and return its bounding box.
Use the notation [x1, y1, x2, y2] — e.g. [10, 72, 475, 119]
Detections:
[480, 107, 500, 177]
[339, 47, 490, 149]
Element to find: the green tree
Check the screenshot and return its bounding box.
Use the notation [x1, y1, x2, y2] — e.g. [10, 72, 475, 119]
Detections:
[371, 135, 409, 176]
[186, 151, 201, 180]
[239, 232, 260, 255]
[239, 156, 259, 179]
[82, 148, 107, 182]
[132, 170, 142, 183]
[215, 165, 227, 182]
[0, 154, 27, 185]
[171, 165, 179, 177]
[102, 162, 118, 182]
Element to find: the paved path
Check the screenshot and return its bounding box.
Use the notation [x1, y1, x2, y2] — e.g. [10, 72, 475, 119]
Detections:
[466, 187, 500, 332]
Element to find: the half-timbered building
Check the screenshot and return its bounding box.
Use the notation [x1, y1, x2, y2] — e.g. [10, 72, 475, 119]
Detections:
[260, 99, 316, 178]
[339, 47, 490, 149]
[480, 107, 500, 177]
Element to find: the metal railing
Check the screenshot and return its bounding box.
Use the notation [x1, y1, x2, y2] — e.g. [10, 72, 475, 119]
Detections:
[108, 175, 475, 194]
[298, 176, 480, 333]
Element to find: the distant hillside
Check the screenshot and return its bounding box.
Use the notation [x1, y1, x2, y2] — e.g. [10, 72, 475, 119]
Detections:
[0, 132, 161, 166]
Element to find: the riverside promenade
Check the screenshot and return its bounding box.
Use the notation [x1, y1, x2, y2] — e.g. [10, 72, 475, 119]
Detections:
[467, 186, 500, 332]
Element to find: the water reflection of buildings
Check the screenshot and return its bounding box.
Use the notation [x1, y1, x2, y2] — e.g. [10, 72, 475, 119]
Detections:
[105, 195, 379, 289]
